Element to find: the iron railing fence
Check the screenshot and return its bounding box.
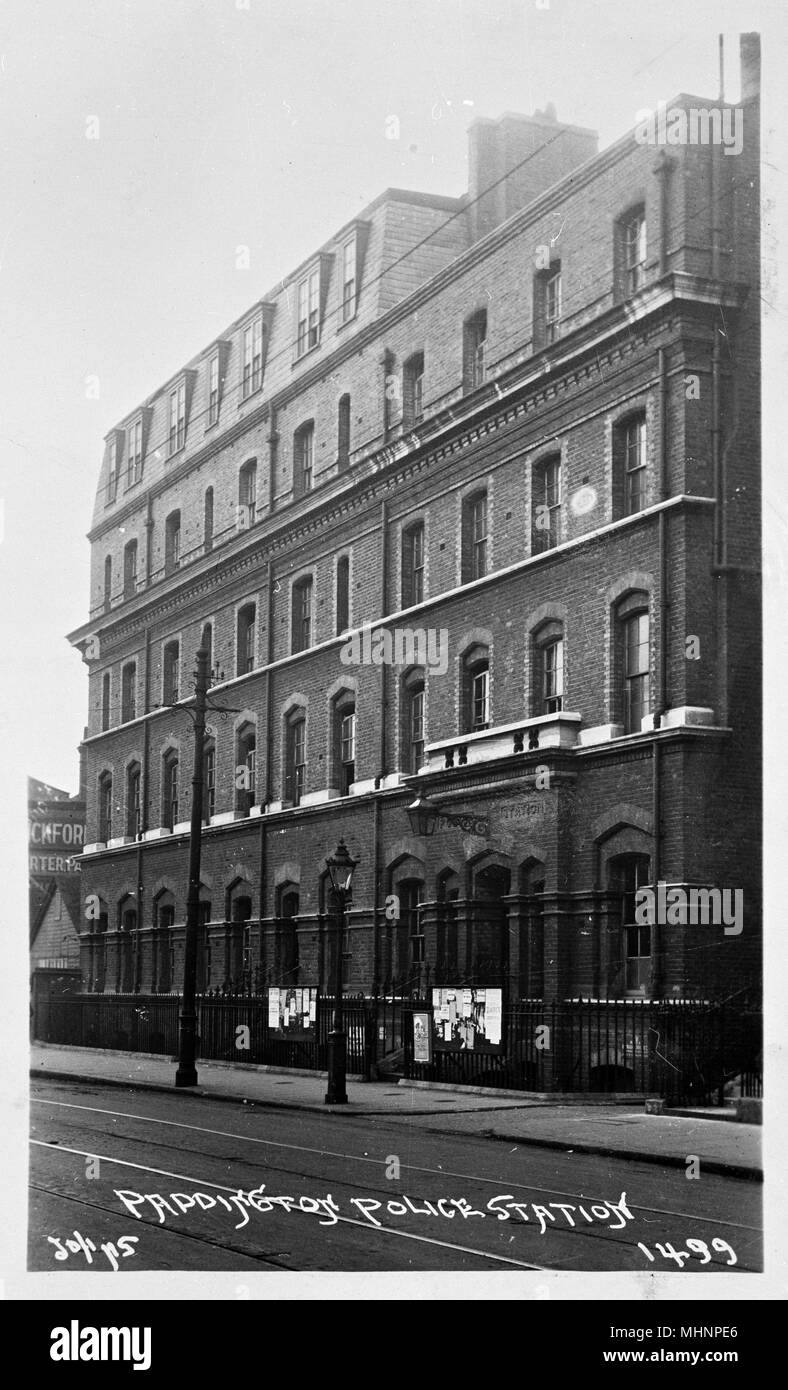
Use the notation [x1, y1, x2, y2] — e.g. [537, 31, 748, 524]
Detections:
[401, 995, 762, 1105]
[33, 989, 761, 1103]
[32, 990, 372, 1075]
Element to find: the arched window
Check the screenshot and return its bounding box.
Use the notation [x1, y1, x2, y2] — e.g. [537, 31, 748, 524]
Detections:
[462, 644, 490, 734]
[236, 603, 256, 675]
[165, 510, 181, 574]
[436, 870, 460, 982]
[203, 740, 216, 824]
[613, 412, 648, 518]
[462, 490, 488, 582]
[402, 668, 426, 773]
[331, 693, 356, 795]
[277, 886, 300, 986]
[98, 772, 113, 843]
[119, 900, 137, 993]
[337, 394, 351, 469]
[203, 487, 214, 553]
[614, 592, 651, 733]
[121, 662, 137, 723]
[532, 621, 564, 716]
[163, 641, 180, 704]
[394, 880, 424, 981]
[103, 555, 112, 611]
[123, 540, 138, 599]
[616, 206, 647, 298]
[153, 892, 175, 993]
[531, 454, 561, 554]
[609, 853, 652, 995]
[336, 555, 350, 634]
[162, 751, 179, 830]
[291, 576, 313, 652]
[126, 762, 141, 839]
[197, 897, 211, 992]
[294, 422, 314, 496]
[402, 352, 424, 428]
[533, 260, 562, 350]
[238, 459, 257, 527]
[401, 521, 425, 607]
[235, 723, 256, 817]
[473, 863, 511, 986]
[284, 709, 306, 806]
[92, 901, 109, 994]
[201, 622, 213, 676]
[463, 309, 487, 392]
[519, 861, 546, 999]
[228, 893, 252, 990]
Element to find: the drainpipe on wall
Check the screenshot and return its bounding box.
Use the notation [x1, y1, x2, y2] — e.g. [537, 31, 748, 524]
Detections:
[135, 626, 151, 991]
[260, 558, 276, 986]
[381, 351, 394, 442]
[144, 494, 154, 586]
[267, 407, 278, 515]
[651, 346, 670, 997]
[378, 498, 389, 782]
[710, 320, 731, 729]
[372, 796, 381, 1007]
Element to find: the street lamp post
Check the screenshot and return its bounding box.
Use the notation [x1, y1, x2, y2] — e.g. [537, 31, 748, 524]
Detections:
[324, 838, 359, 1106]
[175, 646, 209, 1087]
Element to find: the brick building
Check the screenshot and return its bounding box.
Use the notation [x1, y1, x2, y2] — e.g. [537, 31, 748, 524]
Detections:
[68, 39, 761, 1026]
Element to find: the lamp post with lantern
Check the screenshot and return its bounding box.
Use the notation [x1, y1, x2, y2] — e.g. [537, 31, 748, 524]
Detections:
[406, 796, 489, 838]
[324, 838, 359, 1105]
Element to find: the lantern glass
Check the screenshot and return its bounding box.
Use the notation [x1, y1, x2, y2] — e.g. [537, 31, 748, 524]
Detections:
[326, 838, 358, 894]
[406, 797, 438, 837]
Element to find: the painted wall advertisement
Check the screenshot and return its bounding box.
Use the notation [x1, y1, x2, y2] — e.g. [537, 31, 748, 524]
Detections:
[267, 987, 318, 1038]
[431, 987, 503, 1053]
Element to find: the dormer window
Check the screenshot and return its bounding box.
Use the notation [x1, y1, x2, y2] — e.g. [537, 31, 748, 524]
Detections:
[243, 317, 263, 398]
[106, 438, 118, 504]
[168, 381, 186, 455]
[127, 419, 143, 487]
[208, 354, 220, 425]
[297, 266, 320, 355]
[341, 236, 357, 323]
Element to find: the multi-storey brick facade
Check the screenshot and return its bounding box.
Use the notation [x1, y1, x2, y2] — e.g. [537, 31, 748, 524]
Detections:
[69, 39, 761, 1027]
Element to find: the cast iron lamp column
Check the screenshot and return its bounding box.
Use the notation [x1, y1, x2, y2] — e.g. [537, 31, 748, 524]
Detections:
[175, 646, 210, 1087]
[324, 838, 359, 1105]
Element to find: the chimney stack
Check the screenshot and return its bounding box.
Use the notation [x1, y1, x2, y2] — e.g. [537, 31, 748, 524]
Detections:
[467, 110, 598, 243]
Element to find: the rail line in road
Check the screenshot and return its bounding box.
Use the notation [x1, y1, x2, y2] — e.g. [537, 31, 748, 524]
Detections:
[30, 1142, 545, 1271]
[29, 1085, 763, 1273]
[32, 1095, 763, 1235]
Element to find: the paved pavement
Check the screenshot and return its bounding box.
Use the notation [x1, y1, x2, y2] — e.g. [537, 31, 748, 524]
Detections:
[30, 1043, 762, 1179]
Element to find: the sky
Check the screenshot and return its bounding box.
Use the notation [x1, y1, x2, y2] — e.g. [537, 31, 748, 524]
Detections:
[0, 0, 779, 794]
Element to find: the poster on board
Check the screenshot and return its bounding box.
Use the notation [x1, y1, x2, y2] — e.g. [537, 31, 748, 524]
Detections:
[430, 988, 504, 1053]
[267, 987, 318, 1039]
